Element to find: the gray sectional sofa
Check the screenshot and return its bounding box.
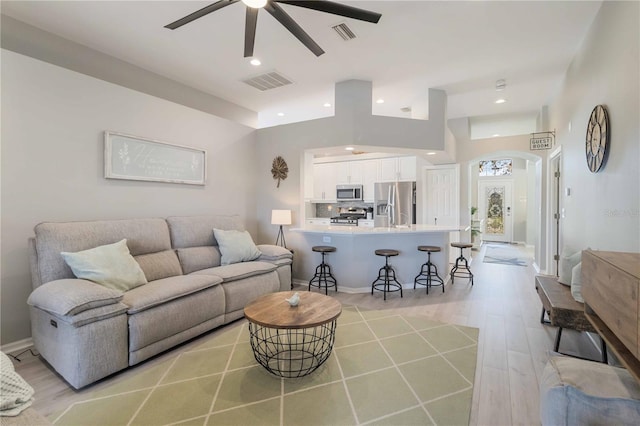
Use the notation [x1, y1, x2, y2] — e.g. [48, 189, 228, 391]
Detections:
[26, 215, 292, 389]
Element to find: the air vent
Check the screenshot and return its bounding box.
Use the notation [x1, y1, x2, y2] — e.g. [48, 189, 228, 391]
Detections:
[400, 106, 412, 113]
[331, 22, 356, 41]
[242, 71, 293, 91]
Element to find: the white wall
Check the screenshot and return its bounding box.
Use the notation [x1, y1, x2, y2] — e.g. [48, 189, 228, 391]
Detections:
[1, 50, 258, 344]
[548, 1, 639, 253]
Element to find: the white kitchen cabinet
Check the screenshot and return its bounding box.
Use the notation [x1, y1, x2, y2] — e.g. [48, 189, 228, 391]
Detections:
[306, 218, 330, 226]
[333, 162, 351, 185]
[378, 157, 398, 182]
[397, 156, 417, 181]
[312, 163, 338, 202]
[359, 160, 379, 202]
[378, 156, 416, 182]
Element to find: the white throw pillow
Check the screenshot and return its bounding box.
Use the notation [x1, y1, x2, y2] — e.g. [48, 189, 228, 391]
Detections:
[571, 262, 584, 303]
[61, 239, 147, 292]
[558, 248, 581, 286]
[214, 229, 261, 265]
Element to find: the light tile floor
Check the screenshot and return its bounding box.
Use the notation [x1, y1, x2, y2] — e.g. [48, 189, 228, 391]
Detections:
[48, 307, 478, 425]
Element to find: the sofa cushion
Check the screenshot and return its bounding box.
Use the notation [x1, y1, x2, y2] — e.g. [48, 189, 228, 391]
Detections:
[175, 246, 221, 274]
[134, 250, 183, 282]
[213, 229, 261, 265]
[191, 261, 277, 283]
[122, 275, 223, 314]
[27, 278, 123, 316]
[540, 355, 640, 425]
[61, 239, 147, 292]
[50, 302, 129, 327]
[166, 215, 243, 249]
[34, 218, 171, 286]
[256, 244, 293, 261]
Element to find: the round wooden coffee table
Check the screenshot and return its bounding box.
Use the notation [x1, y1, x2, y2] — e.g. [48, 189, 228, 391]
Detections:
[244, 291, 342, 378]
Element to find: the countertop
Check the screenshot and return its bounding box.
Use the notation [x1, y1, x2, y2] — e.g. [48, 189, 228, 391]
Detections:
[293, 224, 468, 235]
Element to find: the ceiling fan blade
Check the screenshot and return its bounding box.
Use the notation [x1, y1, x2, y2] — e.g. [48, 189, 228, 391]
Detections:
[276, 1, 381, 24]
[264, 1, 325, 56]
[165, 0, 239, 30]
[244, 7, 258, 57]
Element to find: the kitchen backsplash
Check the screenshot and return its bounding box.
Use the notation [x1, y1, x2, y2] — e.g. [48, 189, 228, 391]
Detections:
[315, 202, 374, 218]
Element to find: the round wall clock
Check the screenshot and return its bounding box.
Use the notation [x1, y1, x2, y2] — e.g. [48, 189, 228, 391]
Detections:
[271, 156, 288, 188]
[585, 104, 609, 173]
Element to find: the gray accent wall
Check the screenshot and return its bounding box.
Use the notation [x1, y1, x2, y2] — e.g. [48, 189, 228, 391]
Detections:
[1, 16, 257, 128]
[1, 50, 258, 344]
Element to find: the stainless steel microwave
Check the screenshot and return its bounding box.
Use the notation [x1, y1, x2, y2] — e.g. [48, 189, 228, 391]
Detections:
[336, 184, 363, 201]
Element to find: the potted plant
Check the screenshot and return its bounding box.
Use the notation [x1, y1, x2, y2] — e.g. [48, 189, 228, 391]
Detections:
[470, 207, 481, 240]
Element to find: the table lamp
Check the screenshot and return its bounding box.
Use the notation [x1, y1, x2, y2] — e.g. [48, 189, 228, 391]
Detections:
[271, 209, 292, 248]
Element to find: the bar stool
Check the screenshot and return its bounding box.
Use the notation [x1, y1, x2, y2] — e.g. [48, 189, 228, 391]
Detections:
[371, 249, 403, 300]
[450, 242, 474, 285]
[414, 245, 444, 294]
[308, 246, 337, 294]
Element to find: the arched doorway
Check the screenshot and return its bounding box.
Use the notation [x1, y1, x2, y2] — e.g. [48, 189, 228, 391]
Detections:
[467, 150, 543, 268]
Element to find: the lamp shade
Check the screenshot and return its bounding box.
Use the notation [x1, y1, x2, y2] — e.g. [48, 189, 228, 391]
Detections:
[271, 209, 292, 225]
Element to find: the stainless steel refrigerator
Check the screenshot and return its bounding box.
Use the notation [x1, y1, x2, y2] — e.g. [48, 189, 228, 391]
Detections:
[374, 181, 416, 227]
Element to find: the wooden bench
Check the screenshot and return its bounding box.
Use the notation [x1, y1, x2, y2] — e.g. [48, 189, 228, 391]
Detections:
[535, 275, 606, 362]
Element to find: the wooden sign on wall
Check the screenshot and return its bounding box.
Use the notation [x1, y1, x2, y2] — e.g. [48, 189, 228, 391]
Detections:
[530, 131, 555, 150]
[104, 131, 207, 185]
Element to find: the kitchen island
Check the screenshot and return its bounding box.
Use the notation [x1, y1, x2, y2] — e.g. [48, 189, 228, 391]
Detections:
[290, 225, 468, 293]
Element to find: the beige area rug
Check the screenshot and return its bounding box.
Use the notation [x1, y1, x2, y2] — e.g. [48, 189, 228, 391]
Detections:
[50, 306, 479, 426]
[483, 243, 529, 267]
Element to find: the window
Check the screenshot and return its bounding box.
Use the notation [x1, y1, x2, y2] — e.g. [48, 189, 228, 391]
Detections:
[479, 159, 512, 176]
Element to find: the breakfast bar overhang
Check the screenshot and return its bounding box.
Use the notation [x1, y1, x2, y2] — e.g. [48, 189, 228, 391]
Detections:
[291, 225, 468, 293]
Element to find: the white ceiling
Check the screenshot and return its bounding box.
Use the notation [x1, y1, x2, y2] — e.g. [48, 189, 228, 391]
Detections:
[1, 1, 601, 130]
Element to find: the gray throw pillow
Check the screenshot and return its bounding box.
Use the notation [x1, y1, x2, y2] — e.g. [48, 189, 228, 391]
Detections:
[61, 239, 147, 291]
[213, 229, 261, 265]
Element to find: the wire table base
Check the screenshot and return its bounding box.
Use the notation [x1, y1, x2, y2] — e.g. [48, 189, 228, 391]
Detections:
[247, 321, 338, 378]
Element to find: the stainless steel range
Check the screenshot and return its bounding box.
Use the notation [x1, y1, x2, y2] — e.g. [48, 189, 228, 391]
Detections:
[330, 209, 366, 226]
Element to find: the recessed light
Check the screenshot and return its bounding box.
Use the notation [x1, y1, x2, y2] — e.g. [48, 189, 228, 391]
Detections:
[323, 102, 332, 107]
[492, 134, 501, 137]
[426, 152, 436, 156]
[277, 112, 284, 117]
[345, 146, 355, 151]
[250, 58, 261, 66]
[495, 99, 507, 104]
[376, 98, 384, 104]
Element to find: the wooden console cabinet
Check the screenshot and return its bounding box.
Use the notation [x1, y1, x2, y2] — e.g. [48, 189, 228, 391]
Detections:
[582, 250, 640, 383]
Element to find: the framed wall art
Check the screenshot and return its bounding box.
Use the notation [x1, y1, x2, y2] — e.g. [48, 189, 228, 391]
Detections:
[104, 131, 206, 185]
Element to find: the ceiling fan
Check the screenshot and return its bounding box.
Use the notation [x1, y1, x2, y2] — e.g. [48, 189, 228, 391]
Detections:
[165, 0, 382, 57]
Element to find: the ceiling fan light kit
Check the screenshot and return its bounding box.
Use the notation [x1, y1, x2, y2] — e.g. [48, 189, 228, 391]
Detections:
[242, 0, 267, 8]
[165, 0, 381, 58]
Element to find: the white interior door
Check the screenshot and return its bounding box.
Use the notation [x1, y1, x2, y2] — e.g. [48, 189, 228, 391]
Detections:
[424, 166, 460, 264]
[424, 167, 458, 227]
[478, 179, 514, 243]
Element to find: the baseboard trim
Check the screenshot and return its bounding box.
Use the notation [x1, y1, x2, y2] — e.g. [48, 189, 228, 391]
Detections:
[1, 337, 34, 355]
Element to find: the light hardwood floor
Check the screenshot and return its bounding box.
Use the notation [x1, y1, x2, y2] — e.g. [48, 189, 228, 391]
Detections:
[12, 243, 601, 425]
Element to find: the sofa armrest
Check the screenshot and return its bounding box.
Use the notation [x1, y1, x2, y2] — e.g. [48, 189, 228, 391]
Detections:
[27, 279, 123, 317]
[256, 244, 293, 261]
